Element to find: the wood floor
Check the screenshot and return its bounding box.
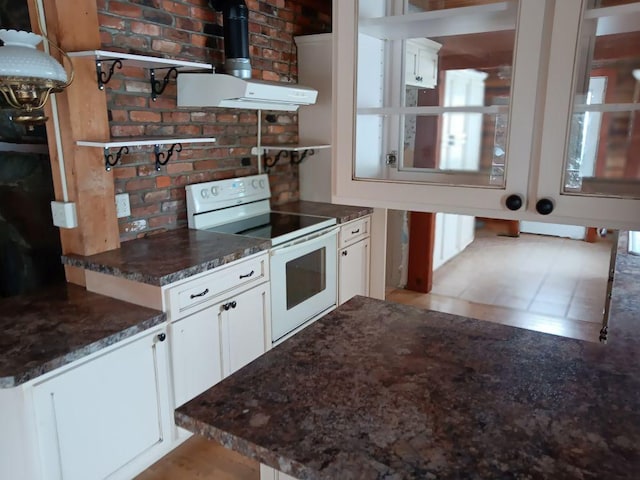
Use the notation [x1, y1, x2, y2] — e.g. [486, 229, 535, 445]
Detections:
[135, 435, 258, 480]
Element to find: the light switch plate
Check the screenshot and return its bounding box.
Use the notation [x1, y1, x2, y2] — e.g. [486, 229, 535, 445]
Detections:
[115, 193, 131, 218]
[50, 201, 78, 229]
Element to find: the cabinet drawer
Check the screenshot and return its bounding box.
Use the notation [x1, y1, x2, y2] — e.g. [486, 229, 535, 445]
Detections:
[339, 216, 370, 248]
[168, 253, 269, 319]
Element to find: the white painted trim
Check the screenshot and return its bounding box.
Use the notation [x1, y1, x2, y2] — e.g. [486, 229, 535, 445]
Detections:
[76, 137, 216, 148]
[68, 50, 213, 70]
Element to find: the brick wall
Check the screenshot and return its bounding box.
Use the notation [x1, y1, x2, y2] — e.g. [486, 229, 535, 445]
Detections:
[96, 0, 331, 241]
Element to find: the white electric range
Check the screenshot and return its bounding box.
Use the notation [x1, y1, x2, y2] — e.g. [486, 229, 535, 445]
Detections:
[186, 174, 338, 342]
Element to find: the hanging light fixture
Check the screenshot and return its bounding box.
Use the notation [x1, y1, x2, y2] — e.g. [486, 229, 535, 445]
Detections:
[0, 7, 73, 130]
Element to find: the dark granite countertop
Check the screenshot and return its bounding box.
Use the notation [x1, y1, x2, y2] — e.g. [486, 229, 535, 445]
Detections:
[176, 233, 640, 479]
[273, 200, 373, 224]
[0, 284, 165, 388]
[62, 203, 369, 286]
[62, 228, 271, 286]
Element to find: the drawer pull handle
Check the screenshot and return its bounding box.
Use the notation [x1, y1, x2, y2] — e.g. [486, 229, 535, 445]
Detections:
[190, 288, 209, 299]
[223, 301, 237, 311]
[351, 228, 360, 234]
[239, 270, 254, 279]
[342, 251, 348, 256]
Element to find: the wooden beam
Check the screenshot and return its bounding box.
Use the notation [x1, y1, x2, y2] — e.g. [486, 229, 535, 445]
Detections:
[406, 212, 435, 293]
[28, 0, 119, 284]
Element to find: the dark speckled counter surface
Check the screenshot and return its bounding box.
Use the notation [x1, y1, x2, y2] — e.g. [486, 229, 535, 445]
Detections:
[0, 284, 165, 388]
[273, 200, 373, 224]
[176, 232, 640, 479]
[62, 228, 271, 286]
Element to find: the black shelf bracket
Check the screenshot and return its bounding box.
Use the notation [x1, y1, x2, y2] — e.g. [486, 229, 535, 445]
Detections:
[263, 149, 316, 171]
[155, 143, 182, 171]
[104, 146, 129, 171]
[96, 59, 123, 90]
[150, 67, 179, 101]
[290, 149, 315, 165]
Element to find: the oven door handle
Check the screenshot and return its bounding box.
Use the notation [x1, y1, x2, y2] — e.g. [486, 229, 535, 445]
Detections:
[270, 226, 339, 256]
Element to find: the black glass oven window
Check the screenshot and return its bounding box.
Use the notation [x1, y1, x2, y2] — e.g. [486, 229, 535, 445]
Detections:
[286, 247, 326, 310]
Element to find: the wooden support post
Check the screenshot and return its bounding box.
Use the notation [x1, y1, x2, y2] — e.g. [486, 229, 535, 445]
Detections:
[28, 0, 119, 285]
[406, 212, 435, 293]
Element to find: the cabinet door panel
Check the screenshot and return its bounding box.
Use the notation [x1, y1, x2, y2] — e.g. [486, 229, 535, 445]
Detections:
[339, 238, 370, 305]
[537, 0, 640, 228]
[171, 308, 223, 407]
[221, 285, 269, 377]
[33, 332, 166, 480]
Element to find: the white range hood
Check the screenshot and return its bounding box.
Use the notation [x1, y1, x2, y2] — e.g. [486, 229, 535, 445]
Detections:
[177, 73, 318, 111]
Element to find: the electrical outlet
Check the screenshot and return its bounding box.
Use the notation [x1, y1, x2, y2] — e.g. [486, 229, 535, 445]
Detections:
[115, 193, 131, 218]
[50, 201, 78, 229]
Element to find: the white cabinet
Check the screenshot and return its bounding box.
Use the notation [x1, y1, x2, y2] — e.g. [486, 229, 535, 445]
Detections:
[220, 283, 270, 376]
[405, 38, 441, 89]
[338, 216, 371, 305]
[334, 0, 640, 230]
[167, 252, 271, 407]
[171, 308, 223, 407]
[30, 327, 172, 480]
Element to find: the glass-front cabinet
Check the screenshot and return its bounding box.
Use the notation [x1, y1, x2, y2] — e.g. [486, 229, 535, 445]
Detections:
[333, 0, 640, 229]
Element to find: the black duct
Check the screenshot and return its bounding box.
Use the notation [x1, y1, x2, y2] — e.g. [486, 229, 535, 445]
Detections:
[210, 0, 251, 79]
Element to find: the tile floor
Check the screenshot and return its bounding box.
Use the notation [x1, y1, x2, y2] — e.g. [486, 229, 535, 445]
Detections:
[386, 229, 614, 342]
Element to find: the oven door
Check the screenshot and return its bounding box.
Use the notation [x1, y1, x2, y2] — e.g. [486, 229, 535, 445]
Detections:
[270, 226, 338, 342]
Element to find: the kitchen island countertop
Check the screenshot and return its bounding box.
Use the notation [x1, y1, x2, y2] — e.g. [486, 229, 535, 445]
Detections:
[175, 233, 640, 479]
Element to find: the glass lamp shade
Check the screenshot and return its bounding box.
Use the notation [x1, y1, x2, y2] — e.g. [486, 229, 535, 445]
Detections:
[0, 29, 67, 82]
[0, 29, 69, 127]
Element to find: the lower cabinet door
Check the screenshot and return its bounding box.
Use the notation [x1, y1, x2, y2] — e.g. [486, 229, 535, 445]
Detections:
[171, 307, 223, 407]
[339, 238, 370, 305]
[221, 284, 270, 377]
[32, 329, 170, 480]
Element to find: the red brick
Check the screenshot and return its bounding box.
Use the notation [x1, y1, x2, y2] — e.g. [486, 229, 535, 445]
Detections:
[163, 28, 191, 43]
[130, 110, 162, 122]
[126, 178, 156, 191]
[216, 113, 239, 123]
[131, 204, 161, 217]
[111, 125, 145, 137]
[143, 190, 171, 202]
[99, 14, 125, 30]
[149, 215, 177, 228]
[145, 125, 176, 136]
[162, 0, 190, 16]
[162, 111, 192, 123]
[113, 34, 149, 51]
[125, 80, 152, 94]
[194, 159, 219, 170]
[175, 17, 202, 32]
[111, 94, 148, 108]
[131, 22, 161, 36]
[262, 70, 279, 81]
[137, 164, 158, 176]
[151, 39, 182, 55]
[109, 109, 128, 122]
[100, 31, 113, 46]
[113, 166, 137, 179]
[166, 162, 194, 174]
[156, 176, 172, 188]
[108, 1, 143, 18]
[191, 34, 208, 48]
[190, 5, 216, 22]
[175, 125, 202, 136]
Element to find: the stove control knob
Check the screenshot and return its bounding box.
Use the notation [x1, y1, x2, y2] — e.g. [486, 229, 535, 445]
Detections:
[259, 179, 266, 189]
[210, 186, 218, 196]
[251, 179, 259, 189]
[200, 189, 209, 199]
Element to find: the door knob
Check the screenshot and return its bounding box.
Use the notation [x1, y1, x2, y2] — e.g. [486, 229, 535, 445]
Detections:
[536, 198, 554, 215]
[157, 333, 166, 342]
[505, 194, 523, 211]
